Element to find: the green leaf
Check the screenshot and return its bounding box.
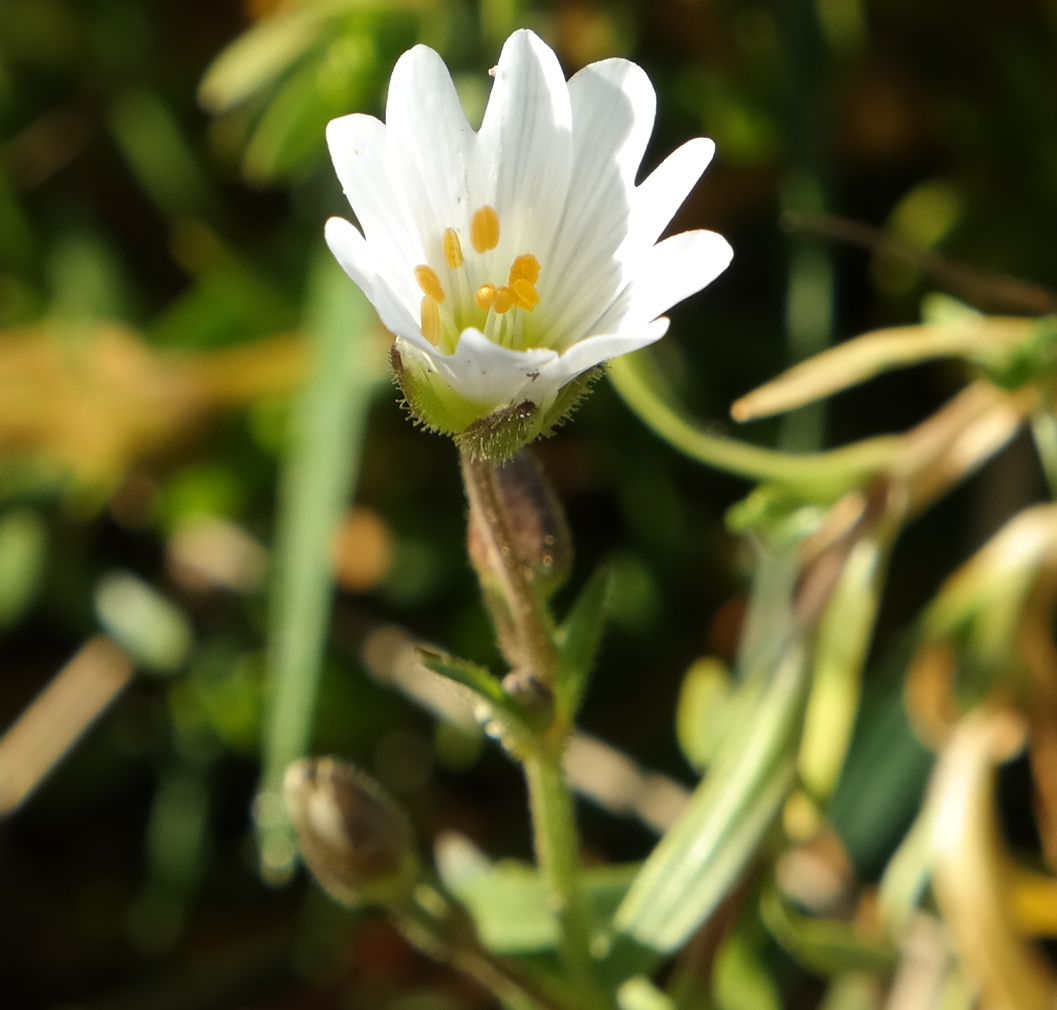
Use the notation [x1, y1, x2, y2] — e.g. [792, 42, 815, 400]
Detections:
[799, 537, 886, 801]
[554, 565, 610, 720]
[712, 915, 782, 1010]
[617, 977, 676, 1010]
[416, 647, 529, 733]
[675, 657, 734, 772]
[760, 885, 896, 976]
[198, 4, 332, 112]
[0, 508, 46, 631]
[612, 644, 808, 966]
[242, 47, 369, 183]
[256, 253, 381, 883]
[436, 834, 638, 956]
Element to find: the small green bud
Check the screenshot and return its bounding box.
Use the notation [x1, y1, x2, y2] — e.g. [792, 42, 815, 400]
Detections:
[284, 757, 419, 907]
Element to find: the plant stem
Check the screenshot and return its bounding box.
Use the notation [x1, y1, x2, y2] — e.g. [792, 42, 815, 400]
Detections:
[459, 448, 605, 1005]
[395, 884, 580, 1010]
[524, 746, 604, 1002]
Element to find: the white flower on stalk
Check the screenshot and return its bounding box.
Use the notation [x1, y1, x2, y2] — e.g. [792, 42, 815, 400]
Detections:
[325, 29, 732, 458]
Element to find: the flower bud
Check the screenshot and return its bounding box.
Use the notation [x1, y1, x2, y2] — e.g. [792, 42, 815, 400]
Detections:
[284, 756, 418, 907]
[466, 450, 572, 600]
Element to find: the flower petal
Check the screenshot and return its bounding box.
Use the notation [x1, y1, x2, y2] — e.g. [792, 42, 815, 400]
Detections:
[325, 217, 430, 351]
[595, 229, 732, 334]
[476, 30, 573, 264]
[541, 318, 669, 387]
[384, 45, 474, 253]
[326, 113, 423, 312]
[428, 327, 560, 408]
[633, 137, 716, 245]
[538, 58, 655, 349]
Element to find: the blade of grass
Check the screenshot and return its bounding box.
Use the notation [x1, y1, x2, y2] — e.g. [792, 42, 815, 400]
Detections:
[256, 253, 381, 883]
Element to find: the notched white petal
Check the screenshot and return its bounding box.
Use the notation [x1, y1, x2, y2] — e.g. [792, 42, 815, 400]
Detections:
[384, 44, 474, 241]
[325, 217, 426, 348]
[326, 113, 424, 278]
[632, 229, 733, 325]
[543, 318, 669, 387]
[633, 137, 716, 245]
[430, 328, 560, 408]
[477, 29, 573, 258]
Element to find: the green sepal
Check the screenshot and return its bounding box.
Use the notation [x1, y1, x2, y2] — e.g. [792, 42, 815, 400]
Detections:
[457, 401, 542, 463]
[392, 342, 604, 462]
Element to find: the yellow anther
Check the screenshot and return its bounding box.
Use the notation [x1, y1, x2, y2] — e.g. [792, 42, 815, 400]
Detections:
[510, 278, 540, 310]
[442, 228, 464, 269]
[420, 296, 442, 346]
[471, 206, 501, 253]
[508, 254, 540, 286]
[414, 265, 446, 304]
[493, 286, 514, 314]
[475, 283, 496, 310]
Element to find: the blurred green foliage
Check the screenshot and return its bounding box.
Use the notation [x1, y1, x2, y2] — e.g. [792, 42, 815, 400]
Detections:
[4, 0, 1057, 1008]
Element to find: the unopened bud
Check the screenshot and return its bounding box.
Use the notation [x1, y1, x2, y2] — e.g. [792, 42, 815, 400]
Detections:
[467, 450, 572, 600]
[284, 757, 418, 906]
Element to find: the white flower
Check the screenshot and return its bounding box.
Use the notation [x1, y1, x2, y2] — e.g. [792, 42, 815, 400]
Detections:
[325, 29, 732, 455]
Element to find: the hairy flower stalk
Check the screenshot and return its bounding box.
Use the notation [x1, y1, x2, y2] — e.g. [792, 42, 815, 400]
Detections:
[325, 29, 731, 459]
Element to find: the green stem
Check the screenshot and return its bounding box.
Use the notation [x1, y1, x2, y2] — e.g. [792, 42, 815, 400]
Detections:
[607, 354, 900, 498]
[395, 884, 580, 1010]
[459, 448, 605, 1004]
[525, 748, 605, 1005]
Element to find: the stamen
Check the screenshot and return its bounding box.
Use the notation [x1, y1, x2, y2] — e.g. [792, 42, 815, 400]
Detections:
[442, 228, 464, 269]
[510, 279, 540, 310]
[508, 254, 540, 286]
[471, 206, 501, 253]
[414, 265, 446, 304]
[493, 286, 514, 314]
[420, 296, 442, 346]
[475, 283, 496, 310]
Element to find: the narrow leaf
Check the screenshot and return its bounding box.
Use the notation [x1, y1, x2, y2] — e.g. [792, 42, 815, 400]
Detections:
[612, 645, 808, 964]
[416, 647, 525, 727]
[554, 565, 610, 719]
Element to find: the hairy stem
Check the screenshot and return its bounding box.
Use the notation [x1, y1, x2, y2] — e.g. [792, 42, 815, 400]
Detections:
[459, 448, 604, 1004]
[395, 884, 580, 1010]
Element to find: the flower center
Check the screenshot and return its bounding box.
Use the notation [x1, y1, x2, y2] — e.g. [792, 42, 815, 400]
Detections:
[413, 206, 542, 354]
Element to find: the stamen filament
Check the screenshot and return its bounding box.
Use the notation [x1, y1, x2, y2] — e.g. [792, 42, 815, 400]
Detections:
[420, 296, 442, 347]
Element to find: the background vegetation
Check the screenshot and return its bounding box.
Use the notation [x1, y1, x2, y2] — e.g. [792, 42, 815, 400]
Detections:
[3, 1, 1057, 1007]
